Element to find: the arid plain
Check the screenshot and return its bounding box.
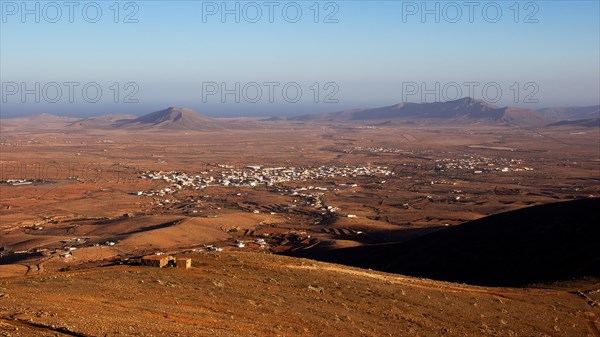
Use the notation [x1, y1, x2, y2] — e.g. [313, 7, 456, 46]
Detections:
[0, 104, 599, 336]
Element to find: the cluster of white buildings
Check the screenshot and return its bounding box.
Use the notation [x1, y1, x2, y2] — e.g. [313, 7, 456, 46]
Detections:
[2, 179, 33, 185]
[135, 165, 393, 197]
[343, 147, 404, 154]
[134, 172, 213, 196]
[434, 156, 533, 175]
[216, 165, 393, 187]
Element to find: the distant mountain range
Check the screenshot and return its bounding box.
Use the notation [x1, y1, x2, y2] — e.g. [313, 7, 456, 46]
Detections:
[113, 107, 222, 130]
[64, 107, 224, 131]
[537, 105, 600, 120]
[2, 99, 599, 130]
[290, 97, 600, 127]
[548, 118, 600, 128]
[68, 114, 137, 129]
[0, 107, 226, 131]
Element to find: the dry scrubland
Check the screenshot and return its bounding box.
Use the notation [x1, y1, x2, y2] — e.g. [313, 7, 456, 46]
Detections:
[1, 120, 598, 269]
[1, 252, 599, 337]
[0, 115, 599, 335]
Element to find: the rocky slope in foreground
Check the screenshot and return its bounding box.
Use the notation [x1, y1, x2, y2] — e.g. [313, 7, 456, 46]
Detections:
[0, 251, 598, 336]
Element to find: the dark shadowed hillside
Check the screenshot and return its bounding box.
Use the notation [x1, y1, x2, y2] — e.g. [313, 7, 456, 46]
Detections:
[291, 198, 600, 286]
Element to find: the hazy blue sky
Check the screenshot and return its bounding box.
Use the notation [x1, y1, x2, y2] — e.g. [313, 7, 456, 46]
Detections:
[1, 0, 599, 117]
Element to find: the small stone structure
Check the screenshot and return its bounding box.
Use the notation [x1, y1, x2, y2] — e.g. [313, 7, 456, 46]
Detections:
[141, 255, 174, 268]
[176, 258, 192, 269]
